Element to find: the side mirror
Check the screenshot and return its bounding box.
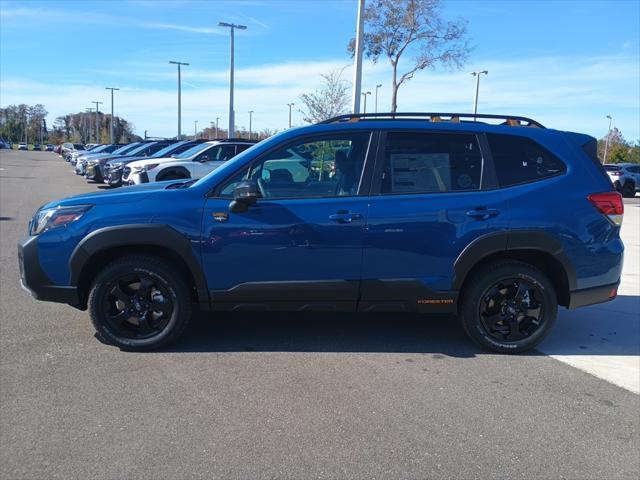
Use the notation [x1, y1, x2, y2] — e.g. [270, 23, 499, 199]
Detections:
[229, 180, 260, 213]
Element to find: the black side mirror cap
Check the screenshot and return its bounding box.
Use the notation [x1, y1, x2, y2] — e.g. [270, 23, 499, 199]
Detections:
[229, 180, 259, 213]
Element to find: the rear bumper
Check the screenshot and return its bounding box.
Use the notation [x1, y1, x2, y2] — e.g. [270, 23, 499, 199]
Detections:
[568, 282, 619, 309]
[18, 236, 81, 306]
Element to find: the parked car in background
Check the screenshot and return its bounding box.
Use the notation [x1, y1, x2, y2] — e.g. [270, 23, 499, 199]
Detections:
[45, 144, 55, 151]
[69, 143, 121, 165]
[104, 139, 208, 187]
[74, 143, 141, 175]
[18, 142, 27, 150]
[0, 139, 11, 149]
[61, 143, 86, 158]
[33, 144, 42, 151]
[85, 140, 175, 183]
[604, 163, 639, 197]
[124, 139, 256, 185]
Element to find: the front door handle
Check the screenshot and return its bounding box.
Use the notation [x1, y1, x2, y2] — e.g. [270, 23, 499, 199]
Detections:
[329, 210, 363, 223]
[466, 208, 500, 220]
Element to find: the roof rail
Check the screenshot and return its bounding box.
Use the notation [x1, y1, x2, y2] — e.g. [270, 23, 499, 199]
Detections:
[318, 112, 545, 128]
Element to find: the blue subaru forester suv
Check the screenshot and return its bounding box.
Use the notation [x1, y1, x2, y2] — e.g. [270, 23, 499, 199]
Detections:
[18, 113, 624, 353]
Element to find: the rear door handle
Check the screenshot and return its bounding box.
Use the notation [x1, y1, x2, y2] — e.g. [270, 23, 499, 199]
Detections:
[329, 210, 363, 223]
[466, 208, 499, 220]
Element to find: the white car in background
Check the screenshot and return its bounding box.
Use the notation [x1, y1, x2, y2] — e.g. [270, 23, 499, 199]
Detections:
[123, 139, 255, 185]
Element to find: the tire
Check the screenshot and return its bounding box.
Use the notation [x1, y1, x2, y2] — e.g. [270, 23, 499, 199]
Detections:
[622, 181, 636, 198]
[88, 255, 192, 351]
[459, 260, 557, 354]
[158, 171, 188, 181]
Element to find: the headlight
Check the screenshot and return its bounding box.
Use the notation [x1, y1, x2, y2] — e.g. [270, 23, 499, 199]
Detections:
[133, 163, 159, 172]
[30, 205, 92, 236]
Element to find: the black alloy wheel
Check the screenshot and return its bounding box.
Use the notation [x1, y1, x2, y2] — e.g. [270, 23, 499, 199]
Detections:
[103, 273, 174, 339]
[88, 256, 191, 350]
[478, 278, 544, 342]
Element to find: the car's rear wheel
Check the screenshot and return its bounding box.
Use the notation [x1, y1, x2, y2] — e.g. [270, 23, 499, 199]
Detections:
[88, 256, 192, 351]
[622, 181, 636, 198]
[459, 260, 557, 353]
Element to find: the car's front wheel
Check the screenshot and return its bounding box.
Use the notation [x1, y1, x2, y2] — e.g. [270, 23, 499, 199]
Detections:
[88, 256, 192, 351]
[459, 260, 557, 354]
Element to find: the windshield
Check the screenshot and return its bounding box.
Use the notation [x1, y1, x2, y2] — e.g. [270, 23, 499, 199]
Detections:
[74, 144, 86, 150]
[173, 142, 214, 159]
[112, 143, 140, 155]
[88, 144, 110, 153]
[604, 165, 621, 171]
[151, 141, 186, 158]
[126, 142, 156, 156]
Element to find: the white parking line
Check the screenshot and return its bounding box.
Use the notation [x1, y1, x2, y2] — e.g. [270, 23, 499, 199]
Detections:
[539, 202, 640, 394]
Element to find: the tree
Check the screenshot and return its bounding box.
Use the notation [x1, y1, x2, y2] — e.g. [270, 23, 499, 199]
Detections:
[597, 128, 640, 164]
[349, 0, 470, 112]
[299, 69, 351, 123]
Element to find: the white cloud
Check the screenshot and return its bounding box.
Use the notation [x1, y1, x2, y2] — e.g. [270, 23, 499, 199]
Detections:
[1, 54, 638, 140]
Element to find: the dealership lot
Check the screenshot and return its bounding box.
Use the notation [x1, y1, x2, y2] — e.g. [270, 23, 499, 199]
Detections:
[1, 149, 638, 479]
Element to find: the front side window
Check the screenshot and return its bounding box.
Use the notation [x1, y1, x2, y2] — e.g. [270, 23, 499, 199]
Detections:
[216, 133, 370, 199]
[487, 134, 566, 187]
[380, 132, 482, 194]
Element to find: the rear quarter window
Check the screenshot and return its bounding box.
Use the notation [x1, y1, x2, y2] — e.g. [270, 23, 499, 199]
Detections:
[487, 134, 566, 187]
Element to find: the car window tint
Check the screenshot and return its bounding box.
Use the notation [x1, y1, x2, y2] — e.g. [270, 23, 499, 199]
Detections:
[487, 134, 566, 187]
[217, 133, 370, 199]
[380, 132, 482, 194]
[627, 166, 640, 174]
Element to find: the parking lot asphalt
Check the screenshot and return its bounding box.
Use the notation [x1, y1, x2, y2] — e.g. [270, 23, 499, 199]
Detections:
[1, 149, 639, 480]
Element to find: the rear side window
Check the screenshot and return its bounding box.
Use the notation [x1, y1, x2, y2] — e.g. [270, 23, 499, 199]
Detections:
[381, 132, 482, 194]
[487, 134, 566, 187]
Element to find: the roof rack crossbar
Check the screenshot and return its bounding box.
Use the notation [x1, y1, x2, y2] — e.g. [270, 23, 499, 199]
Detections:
[318, 112, 545, 128]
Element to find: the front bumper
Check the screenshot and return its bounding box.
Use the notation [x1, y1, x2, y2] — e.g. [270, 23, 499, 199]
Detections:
[127, 171, 149, 185]
[85, 164, 103, 182]
[105, 167, 123, 186]
[18, 236, 81, 306]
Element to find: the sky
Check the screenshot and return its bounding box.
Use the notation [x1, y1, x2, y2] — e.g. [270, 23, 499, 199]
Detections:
[1, 0, 638, 140]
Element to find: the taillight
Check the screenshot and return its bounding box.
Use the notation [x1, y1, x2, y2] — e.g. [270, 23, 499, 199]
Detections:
[610, 171, 622, 176]
[588, 192, 624, 226]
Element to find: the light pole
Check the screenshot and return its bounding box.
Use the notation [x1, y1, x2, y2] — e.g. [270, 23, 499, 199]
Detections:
[105, 87, 119, 144]
[194, 120, 198, 138]
[374, 84, 382, 113]
[86, 108, 93, 144]
[471, 70, 488, 116]
[361, 91, 371, 114]
[169, 60, 189, 139]
[92, 101, 103, 143]
[603, 115, 613, 164]
[219, 22, 247, 139]
[287, 103, 294, 128]
[215, 117, 220, 138]
[248, 110, 254, 139]
[351, 0, 365, 113]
